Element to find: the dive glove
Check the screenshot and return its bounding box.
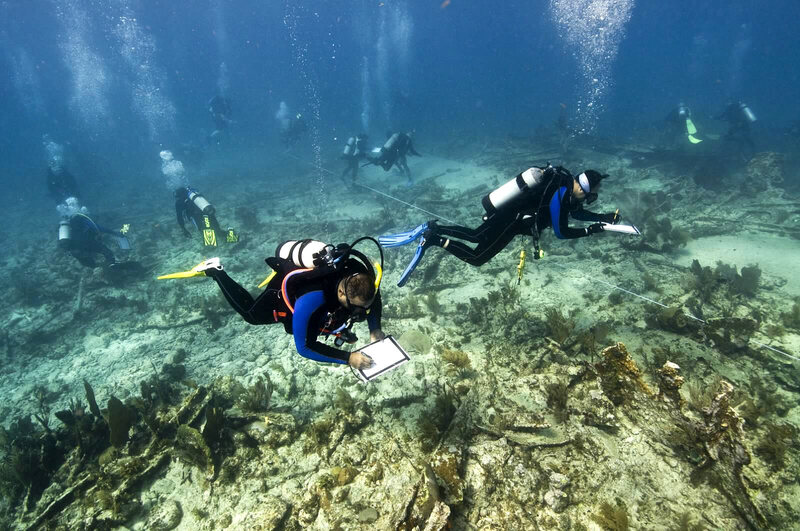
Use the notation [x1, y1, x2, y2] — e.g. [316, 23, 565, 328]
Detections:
[585, 223, 605, 235]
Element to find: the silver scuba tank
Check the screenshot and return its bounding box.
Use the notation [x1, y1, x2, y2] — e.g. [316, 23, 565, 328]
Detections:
[740, 102, 757, 123]
[482, 167, 546, 217]
[343, 137, 355, 156]
[383, 133, 400, 150]
[58, 219, 71, 243]
[277, 239, 330, 268]
[188, 190, 214, 215]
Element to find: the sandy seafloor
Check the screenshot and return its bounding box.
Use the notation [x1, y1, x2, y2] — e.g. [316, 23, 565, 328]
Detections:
[1, 137, 799, 530]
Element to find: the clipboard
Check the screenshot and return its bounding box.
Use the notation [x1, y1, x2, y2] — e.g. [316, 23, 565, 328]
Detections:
[601, 223, 642, 236]
[355, 336, 410, 382]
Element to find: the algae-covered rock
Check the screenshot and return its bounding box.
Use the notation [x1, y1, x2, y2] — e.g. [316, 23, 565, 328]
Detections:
[657, 361, 684, 407]
[430, 445, 464, 505]
[146, 499, 182, 530]
[245, 412, 297, 448]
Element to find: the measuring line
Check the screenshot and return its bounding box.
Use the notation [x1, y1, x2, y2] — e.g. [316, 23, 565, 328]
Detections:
[594, 278, 799, 362]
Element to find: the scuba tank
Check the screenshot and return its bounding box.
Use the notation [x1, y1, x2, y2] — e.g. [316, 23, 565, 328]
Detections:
[188, 189, 214, 215]
[383, 133, 400, 150]
[740, 102, 757, 123]
[482, 167, 546, 218]
[276, 240, 331, 269]
[343, 137, 356, 156]
[58, 218, 71, 247]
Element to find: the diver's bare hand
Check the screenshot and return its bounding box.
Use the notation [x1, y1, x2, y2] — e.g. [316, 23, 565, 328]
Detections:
[370, 329, 386, 342]
[348, 352, 374, 370]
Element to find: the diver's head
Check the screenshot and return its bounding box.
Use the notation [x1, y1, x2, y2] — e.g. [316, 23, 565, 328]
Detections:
[573, 170, 605, 205]
[337, 272, 377, 321]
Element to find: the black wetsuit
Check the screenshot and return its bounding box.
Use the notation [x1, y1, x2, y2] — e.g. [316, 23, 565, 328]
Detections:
[430, 167, 614, 266]
[60, 214, 117, 268]
[47, 167, 80, 205]
[373, 132, 420, 180]
[209, 258, 382, 364]
[174, 187, 224, 244]
[716, 103, 755, 156]
[208, 96, 232, 131]
[281, 116, 308, 147]
[341, 136, 369, 182]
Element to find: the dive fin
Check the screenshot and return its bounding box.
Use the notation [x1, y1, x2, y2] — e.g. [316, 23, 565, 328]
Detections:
[158, 257, 222, 280]
[397, 241, 427, 287]
[379, 222, 428, 248]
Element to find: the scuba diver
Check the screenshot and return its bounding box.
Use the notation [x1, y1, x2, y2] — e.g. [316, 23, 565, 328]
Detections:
[174, 187, 238, 247]
[43, 136, 80, 204]
[715, 101, 757, 159]
[664, 102, 703, 147]
[57, 200, 131, 269]
[158, 238, 385, 369]
[208, 95, 232, 144]
[366, 131, 420, 186]
[341, 134, 369, 183]
[380, 166, 620, 286]
[275, 101, 307, 148]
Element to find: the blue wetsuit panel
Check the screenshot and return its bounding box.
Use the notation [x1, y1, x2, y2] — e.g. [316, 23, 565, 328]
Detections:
[292, 290, 349, 364]
[549, 187, 568, 239]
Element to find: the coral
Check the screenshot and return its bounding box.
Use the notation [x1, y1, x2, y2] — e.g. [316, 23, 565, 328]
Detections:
[202, 405, 225, 450]
[595, 342, 653, 405]
[107, 397, 135, 448]
[175, 425, 214, 478]
[781, 300, 800, 330]
[303, 417, 334, 454]
[754, 422, 797, 470]
[642, 272, 662, 293]
[703, 317, 757, 356]
[545, 381, 570, 424]
[545, 307, 575, 346]
[590, 500, 629, 531]
[716, 262, 761, 297]
[657, 361, 684, 407]
[333, 388, 356, 414]
[236, 375, 273, 413]
[441, 348, 472, 378]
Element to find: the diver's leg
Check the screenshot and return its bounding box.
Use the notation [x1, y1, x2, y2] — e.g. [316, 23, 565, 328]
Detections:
[209, 270, 273, 325]
[433, 218, 519, 266]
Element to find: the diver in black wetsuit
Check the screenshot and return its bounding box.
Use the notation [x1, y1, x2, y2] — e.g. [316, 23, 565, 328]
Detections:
[716, 101, 757, 159]
[58, 213, 125, 268]
[341, 134, 369, 183]
[208, 95, 232, 144]
[380, 166, 620, 286]
[663, 102, 702, 147]
[367, 131, 420, 185]
[174, 187, 237, 247]
[161, 240, 384, 369]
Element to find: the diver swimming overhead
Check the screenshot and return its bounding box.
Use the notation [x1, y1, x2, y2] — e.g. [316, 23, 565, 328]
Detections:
[380, 165, 625, 286]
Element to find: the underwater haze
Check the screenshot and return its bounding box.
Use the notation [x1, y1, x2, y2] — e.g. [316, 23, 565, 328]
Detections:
[2, 0, 800, 529]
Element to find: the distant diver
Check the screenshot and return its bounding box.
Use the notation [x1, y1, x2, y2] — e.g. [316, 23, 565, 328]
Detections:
[43, 135, 80, 205]
[174, 187, 239, 247]
[715, 101, 757, 159]
[366, 131, 420, 186]
[341, 133, 369, 183]
[207, 95, 232, 144]
[380, 166, 620, 286]
[664, 102, 703, 147]
[158, 238, 386, 369]
[275, 101, 307, 148]
[57, 198, 132, 269]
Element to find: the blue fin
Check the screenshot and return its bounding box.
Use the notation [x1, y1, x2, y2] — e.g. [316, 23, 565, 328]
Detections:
[379, 222, 428, 248]
[397, 240, 427, 287]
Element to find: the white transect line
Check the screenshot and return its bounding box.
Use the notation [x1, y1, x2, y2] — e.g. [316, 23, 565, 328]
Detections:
[595, 278, 800, 363]
[283, 152, 458, 224]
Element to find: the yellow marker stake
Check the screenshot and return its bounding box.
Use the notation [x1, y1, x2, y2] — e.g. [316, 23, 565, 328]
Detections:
[517, 250, 526, 284]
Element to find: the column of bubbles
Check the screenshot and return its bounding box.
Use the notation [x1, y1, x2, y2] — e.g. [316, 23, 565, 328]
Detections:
[212, 0, 230, 96]
[113, 7, 176, 143]
[159, 150, 188, 192]
[375, 10, 391, 127]
[9, 48, 46, 117]
[389, 1, 414, 105]
[361, 56, 371, 133]
[54, 0, 111, 134]
[283, 2, 327, 237]
[550, 0, 634, 134]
